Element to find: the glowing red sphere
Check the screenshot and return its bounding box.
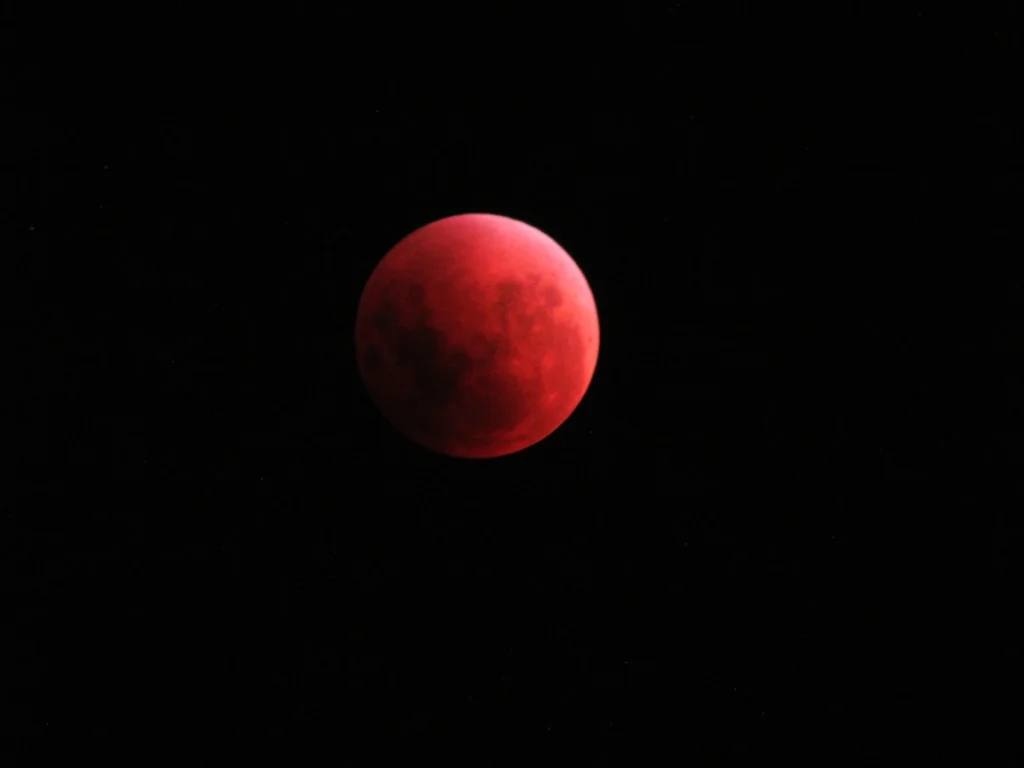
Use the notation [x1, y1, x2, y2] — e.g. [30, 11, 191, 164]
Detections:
[355, 213, 600, 458]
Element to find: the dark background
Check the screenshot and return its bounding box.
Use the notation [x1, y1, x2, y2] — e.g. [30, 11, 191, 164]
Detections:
[3, 4, 1022, 763]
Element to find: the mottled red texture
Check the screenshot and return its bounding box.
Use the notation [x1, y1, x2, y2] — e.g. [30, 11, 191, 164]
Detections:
[355, 213, 600, 458]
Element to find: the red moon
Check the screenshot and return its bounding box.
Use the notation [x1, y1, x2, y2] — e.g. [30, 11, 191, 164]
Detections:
[355, 213, 600, 459]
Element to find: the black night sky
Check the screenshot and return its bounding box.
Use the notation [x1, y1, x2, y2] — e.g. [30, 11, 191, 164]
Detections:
[5, 5, 1023, 763]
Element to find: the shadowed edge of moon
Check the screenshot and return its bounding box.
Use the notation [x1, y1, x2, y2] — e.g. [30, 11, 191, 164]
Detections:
[357, 272, 589, 456]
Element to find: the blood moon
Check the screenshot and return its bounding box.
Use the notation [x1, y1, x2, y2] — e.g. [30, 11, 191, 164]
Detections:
[355, 213, 600, 459]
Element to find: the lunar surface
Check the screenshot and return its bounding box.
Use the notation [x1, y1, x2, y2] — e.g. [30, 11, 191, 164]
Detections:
[355, 213, 599, 458]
